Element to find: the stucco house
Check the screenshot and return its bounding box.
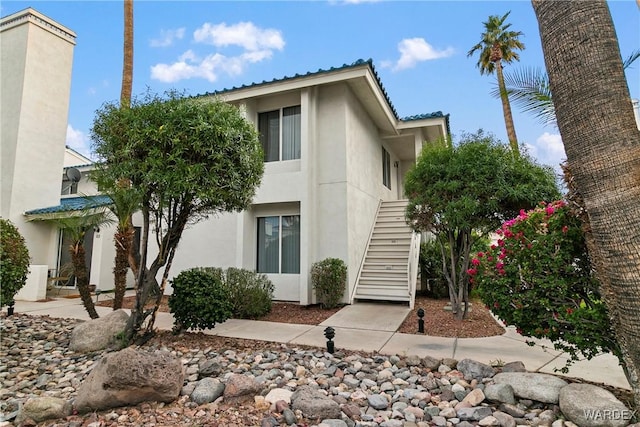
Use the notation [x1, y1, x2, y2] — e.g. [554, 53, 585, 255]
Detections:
[3, 8, 450, 308]
[170, 59, 450, 308]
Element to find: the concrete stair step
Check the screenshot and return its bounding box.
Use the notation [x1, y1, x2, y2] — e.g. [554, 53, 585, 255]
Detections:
[360, 270, 408, 279]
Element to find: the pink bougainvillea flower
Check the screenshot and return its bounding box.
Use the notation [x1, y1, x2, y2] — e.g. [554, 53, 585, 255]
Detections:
[490, 244, 497, 250]
[545, 206, 555, 216]
[562, 225, 569, 234]
[496, 262, 504, 270]
[467, 268, 477, 276]
[471, 258, 480, 266]
[477, 252, 484, 258]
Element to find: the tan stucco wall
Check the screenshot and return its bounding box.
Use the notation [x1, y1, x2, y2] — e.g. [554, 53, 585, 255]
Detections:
[1, 9, 75, 265]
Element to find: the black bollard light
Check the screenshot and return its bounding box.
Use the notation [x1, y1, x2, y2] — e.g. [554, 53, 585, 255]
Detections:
[417, 308, 425, 333]
[324, 326, 335, 354]
[7, 301, 15, 316]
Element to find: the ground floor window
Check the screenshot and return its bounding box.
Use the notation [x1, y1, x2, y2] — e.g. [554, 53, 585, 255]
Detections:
[257, 215, 300, 274]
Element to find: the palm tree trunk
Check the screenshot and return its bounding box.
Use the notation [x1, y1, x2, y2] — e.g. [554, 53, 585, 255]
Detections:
[112, 225, 133, 309]
[120, 0, 133, 108]
[495, 61, 520, 156]
[533, 0, 640, 408]
[70, 243, 99, 319]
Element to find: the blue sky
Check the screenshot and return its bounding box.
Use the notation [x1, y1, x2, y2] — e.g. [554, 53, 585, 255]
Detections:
[3, 1, 639, 174]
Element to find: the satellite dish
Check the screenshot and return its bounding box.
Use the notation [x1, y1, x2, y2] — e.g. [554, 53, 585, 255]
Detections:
[66, 168, 82, 183]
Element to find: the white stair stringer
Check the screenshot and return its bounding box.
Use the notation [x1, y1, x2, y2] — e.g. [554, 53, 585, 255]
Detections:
[351, 200, 418, 308]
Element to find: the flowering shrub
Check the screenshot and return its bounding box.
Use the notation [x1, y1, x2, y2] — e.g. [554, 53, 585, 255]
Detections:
[472, 201, 620, 372]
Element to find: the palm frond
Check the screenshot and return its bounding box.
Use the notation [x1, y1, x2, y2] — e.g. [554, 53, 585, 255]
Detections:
[623, 49, 640, 69]
[492, 66, 556, 126]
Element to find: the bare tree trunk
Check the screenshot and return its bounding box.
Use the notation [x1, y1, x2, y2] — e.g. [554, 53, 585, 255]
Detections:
[533, 0, 640, 408]
[496, 61, 520, 156]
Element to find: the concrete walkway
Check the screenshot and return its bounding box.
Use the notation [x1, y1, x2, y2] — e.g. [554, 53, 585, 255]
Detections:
[10, 296, 629, 390]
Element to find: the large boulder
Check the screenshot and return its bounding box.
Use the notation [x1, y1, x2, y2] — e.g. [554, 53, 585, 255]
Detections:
[15, 397, 71, 425]
[291, 386, 341, 420]
[74, 347, 184, 413]
[559, 383, 631, 427]
[493, 372, 567, 403]
[69, 309, 129, 353]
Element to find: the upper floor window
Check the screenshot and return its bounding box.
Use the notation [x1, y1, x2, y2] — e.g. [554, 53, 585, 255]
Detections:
[258, 105, 301, 162]
[382, 147, 391, 189]
[61, 179, 78, 195]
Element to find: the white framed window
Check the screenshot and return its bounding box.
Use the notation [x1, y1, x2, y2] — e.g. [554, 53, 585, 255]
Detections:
[257, 215, 300, 274]
[61, 179, 78, 195]
[382, 147, 391, 189]
[258, 105, 301, 162]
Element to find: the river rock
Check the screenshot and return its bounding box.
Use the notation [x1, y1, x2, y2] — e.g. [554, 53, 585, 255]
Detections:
[457, 359, 495, 381]
[15, 397, 71, 424]
[291, 386, 341, 420]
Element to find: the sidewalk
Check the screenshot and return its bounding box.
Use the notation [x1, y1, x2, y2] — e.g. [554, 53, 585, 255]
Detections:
[11, 296, 629, 390]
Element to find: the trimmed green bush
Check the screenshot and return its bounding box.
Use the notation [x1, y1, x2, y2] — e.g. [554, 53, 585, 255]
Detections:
[311, 258, 347, 309]
[225, 267, 274, 319]
[168, 268, 232, 332]
[1, 219, 30, 308]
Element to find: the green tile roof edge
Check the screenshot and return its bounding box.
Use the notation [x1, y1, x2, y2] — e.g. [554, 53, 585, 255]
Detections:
[25, 195, 112, 215]
[197, 59, 449, 126]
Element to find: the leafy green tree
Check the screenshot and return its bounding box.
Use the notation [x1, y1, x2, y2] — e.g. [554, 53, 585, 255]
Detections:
[0, 219, 30, 311]
[468, 11, 525, 156]
[37, 208, 113, 319]
[404, 130, 559, 320]
[91, 90, 264, 342]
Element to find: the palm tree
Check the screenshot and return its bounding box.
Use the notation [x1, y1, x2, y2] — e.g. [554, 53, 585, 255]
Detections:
[108, 0, 136, 310]
[533, 0, 640, 408]
[41, 208, 114, 319]
[106, 180, 140, 310]
[468, 11, 525, 156]
[492, 50, 640, 127]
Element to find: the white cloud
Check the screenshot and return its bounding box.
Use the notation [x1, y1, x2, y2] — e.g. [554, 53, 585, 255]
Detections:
[151, 21, 284, 84]
[150, 28, 185, 47]
[389, 38, 454, 71]
[66, 124, 92, 159]
[193, 22, 284, 51]
[526, 131, 566, 169]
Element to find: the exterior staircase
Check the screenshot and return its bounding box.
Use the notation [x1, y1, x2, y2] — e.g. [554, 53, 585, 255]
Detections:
[351, 199, 420, 309]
